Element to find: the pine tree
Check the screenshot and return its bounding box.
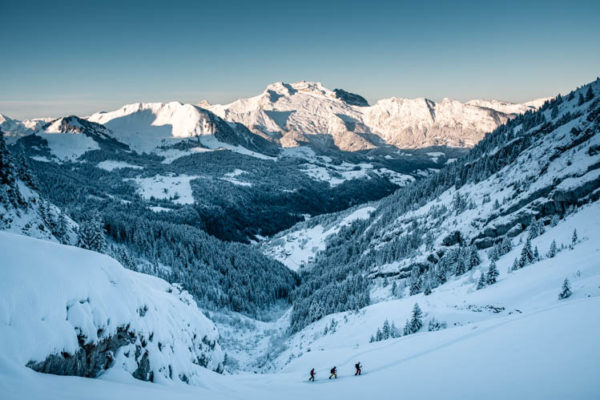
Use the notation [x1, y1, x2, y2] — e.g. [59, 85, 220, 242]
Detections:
[468, 246, 481, 269]
[390, 322, 400, 338]
[571, 229, 578, 245]
[585, 86, 594, 101]
[558, 278, 572, 300]
[77, 212, 106, 252]
[511, 258, 519, 272]
[423, 281, 432, 296]
[486, 261, 499, 285]
[56, 212, 68, 244]
[476, 273, 486, 290]
[533, 246, 539, 261]
[375, 327, 383, 341]
[519, 238, 534, 268]
[382, 320, 391, 340]
[408, 303, 423, 334]
[409, 268, 421, 295]
[547, 240, 557, 258]
[577, 93, 585, 106]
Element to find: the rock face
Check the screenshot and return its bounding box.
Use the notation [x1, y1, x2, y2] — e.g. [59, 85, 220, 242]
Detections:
[333, 88, 369, 107]
[27, 326, 135, 378]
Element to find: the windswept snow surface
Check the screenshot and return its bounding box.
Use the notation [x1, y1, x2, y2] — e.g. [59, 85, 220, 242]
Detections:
[0, 232, 223, 388]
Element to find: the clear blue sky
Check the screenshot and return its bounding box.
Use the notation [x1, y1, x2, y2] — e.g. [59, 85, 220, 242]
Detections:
[1, 0, 599, 119]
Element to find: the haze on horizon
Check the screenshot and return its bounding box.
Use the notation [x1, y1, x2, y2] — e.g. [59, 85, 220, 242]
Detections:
[1, 0, 599, 120]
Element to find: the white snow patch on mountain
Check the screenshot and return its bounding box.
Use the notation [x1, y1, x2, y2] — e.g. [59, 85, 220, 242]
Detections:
[128, 175, 197, 204]
[39, 131, 99, 161]
[221, 169, 252, 187]
[97, 160, 143, 171]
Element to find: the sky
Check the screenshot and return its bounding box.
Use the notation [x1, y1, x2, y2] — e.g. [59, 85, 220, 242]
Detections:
[1, 0, 599, 119]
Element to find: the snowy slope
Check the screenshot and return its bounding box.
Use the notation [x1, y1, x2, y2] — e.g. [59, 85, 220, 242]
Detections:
[265, 78, 600, 335]
[269, 202, 600, 366]
[207, 81, 546, 151]
[2, 207, 599, 399]
[0, 133, 77, 242]
[0, 231, 224, 384]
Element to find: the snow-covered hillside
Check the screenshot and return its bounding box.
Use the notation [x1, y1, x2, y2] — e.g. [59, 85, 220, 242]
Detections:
[270, 78, 599, 334]
[0, 131, 76, 242]
[2, 206, 598, 399]
[0, 231, 224, 384]
[207, 81, 546, 151]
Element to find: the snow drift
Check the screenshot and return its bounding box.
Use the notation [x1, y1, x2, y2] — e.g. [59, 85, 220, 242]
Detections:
[0, 231, 224, 384]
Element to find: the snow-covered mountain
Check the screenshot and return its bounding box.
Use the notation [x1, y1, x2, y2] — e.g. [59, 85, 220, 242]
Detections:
[207, 81, 547, 151]
[0, 114, 52, 142]
[1, 79, 599, 399]
[262, 78, 600, 333]
[87, 101, 278, 157]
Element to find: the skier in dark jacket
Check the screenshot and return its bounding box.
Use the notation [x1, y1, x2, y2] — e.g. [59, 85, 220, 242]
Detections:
[329, 366, 337, 379]
[355, 362, 362, 376]
[309, 368, 316, 382]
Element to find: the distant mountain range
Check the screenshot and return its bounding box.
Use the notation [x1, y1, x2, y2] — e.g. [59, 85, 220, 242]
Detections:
[1, 81, 548, 156]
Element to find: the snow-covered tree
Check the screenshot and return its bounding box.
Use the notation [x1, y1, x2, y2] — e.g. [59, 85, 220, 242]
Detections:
[77, 212, 106, 252]
[571, 229, 578, 245]
[518, 238, 534, 268]
[547, 240, 557, 258]
[382, 320, 391, 340]
[558, 278, 572, 300]
[423, 280, 432, 296]
[404, 303, 423, 335]
[585, 86, 594, 101]
[476, 273, 486, 290]
[486, 261, 499, 285]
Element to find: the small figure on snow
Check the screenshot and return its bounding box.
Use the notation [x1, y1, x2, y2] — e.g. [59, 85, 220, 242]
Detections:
[329, 366, 337, 379]
[309, 368, 315, 382]
[355, 362, 362, 376]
